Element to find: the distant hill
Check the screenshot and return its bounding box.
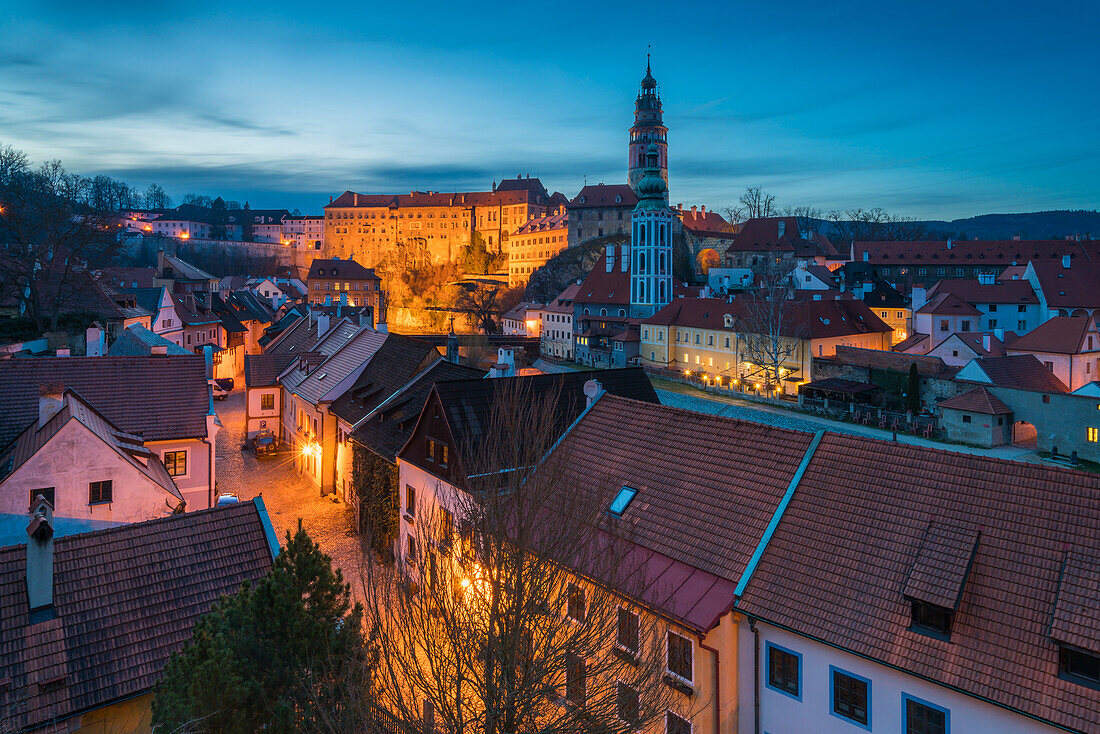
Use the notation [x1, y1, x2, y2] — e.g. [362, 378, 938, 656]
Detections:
[911, 210, 1100, 241]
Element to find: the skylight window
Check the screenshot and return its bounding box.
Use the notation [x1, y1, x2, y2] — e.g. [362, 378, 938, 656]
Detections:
[609, 486, 637, 516]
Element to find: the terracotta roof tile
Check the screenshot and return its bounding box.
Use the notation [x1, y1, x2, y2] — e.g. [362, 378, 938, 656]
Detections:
[0, 501, 274, 730]
[964, 354, 1069, 393]
[1050, 550, 1100, 654]
[0, 356, 209, 447]
[903, 520, 981, 610]
[938, 387, 1012, 414]
[915, 292, 983, 316]
[926, 278, 1038, 305]
[1007, 316, 1096, 355]
[737, 431, 1100, 733]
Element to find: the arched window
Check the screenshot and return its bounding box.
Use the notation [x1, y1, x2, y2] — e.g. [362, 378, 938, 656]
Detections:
[639, 281, 646, 302]
[659, 280, 666, 302]
[600, 308, 607, 316]
[640, 252, 647, 271]
[618, 309, 625, 317]
[659, 251, 666, 273]
[639, 224, 646, 243]
[659, 224, 666, 244]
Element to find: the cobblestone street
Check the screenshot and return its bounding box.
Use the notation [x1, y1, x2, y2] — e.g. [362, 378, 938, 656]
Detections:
[214, 390, 368, 595]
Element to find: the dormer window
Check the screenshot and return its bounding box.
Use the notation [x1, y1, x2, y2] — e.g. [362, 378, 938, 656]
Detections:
[911, 601, 952, 638]
[1060, 646, 1100, 687]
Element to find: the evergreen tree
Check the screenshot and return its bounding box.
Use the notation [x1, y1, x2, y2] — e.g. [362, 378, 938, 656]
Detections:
[152, 525, 375, 733]
[906, 363, 921, 414]
[209, 196, 227, 240]
[241, 201, 254, 242]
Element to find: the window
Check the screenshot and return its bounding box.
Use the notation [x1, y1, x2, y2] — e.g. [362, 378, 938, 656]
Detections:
[617, 608, 639, 653]
[440, 444, 449, 467]
[988, 304, 997, 312]
[1088, 427, 1098, 443]
[1044, 361, 1054, 372]
[89, 480, 112, 505]
[960, 320, 970, 331]
[164, 450, 187, 476]
[904, 694, 949, 734]
[939, 320, 949, 332]
[1060, 645, 1100, 686]
[29, 487, 55, 510]
[405, 484, 416, 517]
[911, 601, 952, 638]
[617, 682, 639, 724]
[261, 393, 275, 411]
[406, 536, 417, 565]
[766, 642, 801, 699]
[962, 415, 971, 423]
[609, 486, 637, 516]
[567, 584, 586, 622]
[1042, 394, 1050, 404]
[666, 712, 691, 734]
[831, 667, 870, 728]
[667, 632, 692, 682]
[566, 654, 586, 705]
[426, 439, 436, 462]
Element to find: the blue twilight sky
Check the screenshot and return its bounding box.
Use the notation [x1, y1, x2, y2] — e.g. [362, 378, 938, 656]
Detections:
[1, 0, 1097, 219]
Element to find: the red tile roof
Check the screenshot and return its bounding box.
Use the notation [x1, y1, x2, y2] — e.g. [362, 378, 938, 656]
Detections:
[513, 210, 568, 235]
[722, 217, 840, 259]
[1007, 315, 1097, 355]
[915, 292, 983, 316]
[902, 520, 981, 610]
[962, 354, 1070, 393]
[892, 332, 931, 353]
[931, 331, 1009, 357]
[852, 239, 1099, 266]
[307, 257, 380, 281]
[938, 386, 1012, 414]
[643, 297, 892, 340]
[0, 356, 210, 447]
[568, 184, 637, 209]
[676, 206, 735, 236]
[549, 395, 817, 629]
[0, 501, 275, 730]
[326, 188, 544, 209]
[736, 432, 1100, 733]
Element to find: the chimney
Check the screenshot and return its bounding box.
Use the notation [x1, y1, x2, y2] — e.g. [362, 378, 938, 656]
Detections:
[583, 379, 603, 408]
[911, 285, 927, 313]
[26, 495, 55, 619]
[354, 193, 358, 206]
[151, 344, 168, 356]
[85, 325, 105, 357]
[38, 384, 65, 427]
[317, 312, 331, 337]
[994, 327, 1005, 341]
[1062, 254, 1071, 269]
[983, 334, 991, 352]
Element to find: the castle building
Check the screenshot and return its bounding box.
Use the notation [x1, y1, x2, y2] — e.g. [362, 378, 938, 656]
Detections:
[627, 59, 668, 200]
[323, 177, 557, 268]
[508, 206, 569, 287]
[629, 143, 675, 318]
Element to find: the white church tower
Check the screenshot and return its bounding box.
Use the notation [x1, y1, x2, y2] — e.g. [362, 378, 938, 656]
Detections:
[630, 142, 675, 319]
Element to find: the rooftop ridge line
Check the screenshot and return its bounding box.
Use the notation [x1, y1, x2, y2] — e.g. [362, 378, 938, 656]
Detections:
[733, 429, 825, 598]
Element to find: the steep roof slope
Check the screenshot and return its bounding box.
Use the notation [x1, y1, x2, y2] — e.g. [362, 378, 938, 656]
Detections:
[737, 432, 1100, 734]
[1007, 315, 1095, 354]
[0, 501, 275, 730]
[0, 356, 209, 447]
[328, 335, 438, 425]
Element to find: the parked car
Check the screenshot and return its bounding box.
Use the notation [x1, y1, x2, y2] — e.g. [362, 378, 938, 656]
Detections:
[209, 380, 228, 400]
[216, 492, 240, 505]
[214, 377, 234, 391]
[252, 429, 278, 457]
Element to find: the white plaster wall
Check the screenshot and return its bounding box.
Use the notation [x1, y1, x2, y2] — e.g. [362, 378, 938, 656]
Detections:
[147, 437, 213, 510]
[736, 621, 1063, 734]
[1, 421, 179, 523]
[246, 387, 280, 438]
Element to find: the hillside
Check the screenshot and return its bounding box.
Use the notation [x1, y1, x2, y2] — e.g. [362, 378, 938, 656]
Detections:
[913, 210, 1100, 240]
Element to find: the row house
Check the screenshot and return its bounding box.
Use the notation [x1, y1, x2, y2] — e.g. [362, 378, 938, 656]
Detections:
[501, 301, 542, 337]
[0, 390, 185, 545]
[282, 214, 325, 251]
[916, 275, 1042, 334]
[395, 389, 1100, 734]
[722, 217, 844, 270]
[862, 281, 911, 345]
[154, 249, 220, 293]
[0, 355, 219, 512]
[1005, 315, 1100, 391]
[639, 297, 892, 392]
[306, 257, 386, 325]
[1024, 256, 1100, 320]
[0, 500, 277, 732]
[536, 282, 581, 361]
[144, 204, 291, 243]
[844, 238, 1100, 292]
[277, 318, 386, 494]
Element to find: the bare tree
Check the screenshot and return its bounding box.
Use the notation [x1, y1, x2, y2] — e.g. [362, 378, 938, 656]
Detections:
[0, 145, 122, 332]
[456, 283, 500, 334]
[145, 183, 172, 210]
[827, 207, 935, 248]
[361, 382, 694, 734]
[735, 259, 804, 390]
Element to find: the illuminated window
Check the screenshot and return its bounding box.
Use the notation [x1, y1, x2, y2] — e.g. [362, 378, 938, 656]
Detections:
[164, 450, 187, 476]
[1088, 427, 1098, 443]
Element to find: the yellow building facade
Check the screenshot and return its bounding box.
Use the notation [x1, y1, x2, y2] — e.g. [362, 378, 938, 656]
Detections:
[508, 208, 569, 286]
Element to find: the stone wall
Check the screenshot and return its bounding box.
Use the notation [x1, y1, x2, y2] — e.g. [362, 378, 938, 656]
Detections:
[811, 357, 964, 411]
[985, 385, 1100, 462]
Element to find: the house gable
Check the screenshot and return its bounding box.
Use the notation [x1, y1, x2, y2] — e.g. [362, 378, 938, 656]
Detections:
[397, 389, 462, 487]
